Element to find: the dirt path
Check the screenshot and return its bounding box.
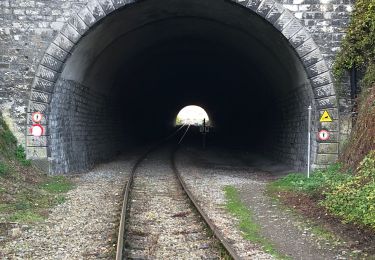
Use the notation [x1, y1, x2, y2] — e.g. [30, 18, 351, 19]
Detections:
[238, 184, 347, 260]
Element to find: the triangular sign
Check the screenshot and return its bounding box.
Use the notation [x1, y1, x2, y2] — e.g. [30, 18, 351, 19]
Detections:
[320, 111, 333, 122]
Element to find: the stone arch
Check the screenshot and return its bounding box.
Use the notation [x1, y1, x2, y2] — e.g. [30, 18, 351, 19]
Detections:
[27, 0, 339, 172]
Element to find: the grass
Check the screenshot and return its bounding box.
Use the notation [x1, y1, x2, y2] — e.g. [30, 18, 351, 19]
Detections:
[0, 113, 76, 225]
[267, 164, 349, 198]
[41, 176, 74, 193]
[310, 225, 338, 242]
[223, 185, 290, 259]
[9, 211, 44, 222]
[2, 178, 74, 223]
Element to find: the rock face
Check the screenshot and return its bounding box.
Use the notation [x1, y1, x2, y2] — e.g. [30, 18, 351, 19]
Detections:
[0, 0, 354, 173]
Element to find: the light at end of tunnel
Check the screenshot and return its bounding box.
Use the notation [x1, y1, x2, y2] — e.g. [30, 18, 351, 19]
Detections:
[176, 105, 210, 126]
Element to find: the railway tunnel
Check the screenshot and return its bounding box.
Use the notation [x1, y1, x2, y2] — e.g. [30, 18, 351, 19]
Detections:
[29, 0, 339, 173]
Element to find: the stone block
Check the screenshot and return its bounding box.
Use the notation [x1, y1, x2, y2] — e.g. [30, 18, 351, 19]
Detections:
[316, 96, 337, 109]
[316, 153, 338, 165]
[28, 101, 49, 113]
[265, 3, 283, 24]
[274, 10, 294, 31]
[86, 0, 106, 20]
[307, 60, 329, 78]
[318, 143, 339, 154]
[68, 14, 89, 35]
[27, 135, 48, 147]
[301, 48, 323, 67]
[36, 66, 59, 82]
[53, 33, 74, 53]
[97, 0, 115, 14]
[45, 43, 69, 62]
[313, 84, 335, 98]
[319, 121, 339, 131]
[40, 54, 63, 72]
[60, 24, 81, 44]
[281, 18, 303, 40]
[30, 91, 51, 103]
[296, 38, 318, 57]
[310, 72, 332, 88]
[33, 77, 55, 93]
[256, 0, 274, 17]
[112, 0, 135, 9]
[289, 28, 310, 48]
[27, 147, 48, 159]
[78, 7, 96, 27]
[233, 0, 250, 7]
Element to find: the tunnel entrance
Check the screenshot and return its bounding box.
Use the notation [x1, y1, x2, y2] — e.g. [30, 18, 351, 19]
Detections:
[27, 0, 339, 174]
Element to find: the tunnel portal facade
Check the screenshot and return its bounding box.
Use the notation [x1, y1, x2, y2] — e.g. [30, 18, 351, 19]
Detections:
[0, 0, 352, 173]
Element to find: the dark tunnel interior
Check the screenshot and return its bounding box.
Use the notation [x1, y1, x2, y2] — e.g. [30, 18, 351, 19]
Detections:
[114, 37, 278, 147]
[49, 0, 315, 173]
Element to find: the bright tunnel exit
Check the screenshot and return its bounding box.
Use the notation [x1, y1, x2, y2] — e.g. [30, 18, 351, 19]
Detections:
[176, 105, 210, 126]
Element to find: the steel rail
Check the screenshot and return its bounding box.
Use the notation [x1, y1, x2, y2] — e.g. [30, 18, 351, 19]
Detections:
[115, 125, 187, 260]
[116, 124, 240, 260]
[171, 147, 241, 260]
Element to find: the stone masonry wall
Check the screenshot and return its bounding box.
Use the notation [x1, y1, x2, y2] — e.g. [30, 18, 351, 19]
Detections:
[48, 79, 123, 173]
[0, 0, 354, 172]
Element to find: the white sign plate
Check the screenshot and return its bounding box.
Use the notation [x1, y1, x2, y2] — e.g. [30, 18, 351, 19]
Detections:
[318, 130, 330, 141]
[32, 112, 43, 123]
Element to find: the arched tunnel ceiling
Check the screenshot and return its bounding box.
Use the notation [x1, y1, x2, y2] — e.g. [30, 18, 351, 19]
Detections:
[61, 0, 309, 96]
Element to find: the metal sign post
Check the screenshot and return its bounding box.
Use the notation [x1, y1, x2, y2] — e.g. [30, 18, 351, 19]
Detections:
[307, 105, 312, 178]
[202, 118, 206, 149]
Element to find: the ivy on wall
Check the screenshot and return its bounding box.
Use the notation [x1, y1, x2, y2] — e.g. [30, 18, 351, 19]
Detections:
[334, 0, 375, 89]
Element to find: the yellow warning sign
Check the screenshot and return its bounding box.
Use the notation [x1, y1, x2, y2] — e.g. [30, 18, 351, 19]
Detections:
[320, 111, 333, 122]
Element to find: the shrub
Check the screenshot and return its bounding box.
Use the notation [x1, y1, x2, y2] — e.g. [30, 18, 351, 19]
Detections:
[15, 145, 31, 166]
[322, 151, 375, 229]
[334, 0, 375, 88]
[0, 162, 9, 177]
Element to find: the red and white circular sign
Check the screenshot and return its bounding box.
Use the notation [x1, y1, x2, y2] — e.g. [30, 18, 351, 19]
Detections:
[318, 130, 330, 141]
[32, 112, 43, 123]
[30, 124, 44, 137]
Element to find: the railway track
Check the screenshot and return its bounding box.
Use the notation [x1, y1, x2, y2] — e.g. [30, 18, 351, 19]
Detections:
[116, 126, 241, 259]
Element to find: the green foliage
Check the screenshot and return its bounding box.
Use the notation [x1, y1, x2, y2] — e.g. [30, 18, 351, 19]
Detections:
[322, 151, 375, 229]
[15, 145, 31, 166]
[0, 162, 9, 177]
[224, 186, 290, 259]
[269, 164, 349, 197]
[0, 114, 30, 166]
[270, 152, 375, 230]
[0, 116, 17, 158]
[1, 130, 17, 146]
[334, 0, 375, 89]
[361, 63, 375, 89]
[9, 211, 44, 222]
[41, 176, 74, 193]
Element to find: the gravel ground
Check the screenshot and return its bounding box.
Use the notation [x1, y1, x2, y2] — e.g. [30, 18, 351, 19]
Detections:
[0, 144, 353, 260]
[125, 146, 221, 259]
[1, 153, 138, 260]
[176, 147, 274, 259]
[176, 146, 350, 260]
